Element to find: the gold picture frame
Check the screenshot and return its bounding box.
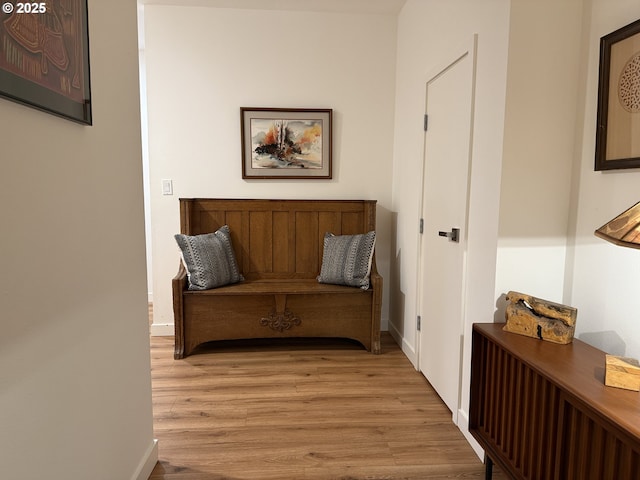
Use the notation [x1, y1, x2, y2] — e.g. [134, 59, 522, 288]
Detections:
[595, 18, 640, 171]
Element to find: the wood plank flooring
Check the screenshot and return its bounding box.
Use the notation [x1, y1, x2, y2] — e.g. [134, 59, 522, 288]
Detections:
[149, 316, 507, 479]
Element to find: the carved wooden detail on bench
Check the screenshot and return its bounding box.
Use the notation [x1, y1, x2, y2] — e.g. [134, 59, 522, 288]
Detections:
[260, 309, 301, 332]
[260, 294, 301, 332]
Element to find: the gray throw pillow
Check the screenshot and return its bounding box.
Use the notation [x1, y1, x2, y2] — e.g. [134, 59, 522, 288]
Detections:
[174, 225, 244, 290]
[317, 231, 376, 289]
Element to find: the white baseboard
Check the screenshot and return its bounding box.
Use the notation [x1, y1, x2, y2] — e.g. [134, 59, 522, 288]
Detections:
[150, 323, 174, 336]
[388, 322, 417, 368]
[380, 315, 389, 332]
[457, 409, 483, 460]
[131, 438, 158, 480]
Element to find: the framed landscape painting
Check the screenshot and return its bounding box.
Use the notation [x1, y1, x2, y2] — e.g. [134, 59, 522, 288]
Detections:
[241, 108, 332, 179]
[595, 18, 640, 170]
[0, 0, 92, 124]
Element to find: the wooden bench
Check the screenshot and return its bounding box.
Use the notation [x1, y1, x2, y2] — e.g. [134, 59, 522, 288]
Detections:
[172, 199, 383, 359]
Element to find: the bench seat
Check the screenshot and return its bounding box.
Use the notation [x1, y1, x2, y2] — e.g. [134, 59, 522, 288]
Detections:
[183, 278, 374, 296]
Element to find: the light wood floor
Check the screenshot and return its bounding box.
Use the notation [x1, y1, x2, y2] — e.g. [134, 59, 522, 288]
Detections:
[149, 312, 506, 479]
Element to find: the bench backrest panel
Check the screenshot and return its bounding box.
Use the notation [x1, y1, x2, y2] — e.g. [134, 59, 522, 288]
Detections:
[180, 199, 377, 280]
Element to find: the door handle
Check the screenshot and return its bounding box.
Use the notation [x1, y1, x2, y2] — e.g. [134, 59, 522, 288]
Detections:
[438, 228, 460, 243]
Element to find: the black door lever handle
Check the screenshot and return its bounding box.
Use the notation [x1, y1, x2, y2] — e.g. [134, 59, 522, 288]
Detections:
[438, 228, 460, 243]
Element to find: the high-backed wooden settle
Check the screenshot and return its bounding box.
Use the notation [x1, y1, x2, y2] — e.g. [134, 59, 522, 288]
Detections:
[172, 199, 382, 359]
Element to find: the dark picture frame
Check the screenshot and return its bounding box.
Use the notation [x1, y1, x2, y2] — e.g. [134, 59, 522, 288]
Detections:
[0, 1, 92, 125]
[241, 107, 332, 179]
[595, 18, 640, 171]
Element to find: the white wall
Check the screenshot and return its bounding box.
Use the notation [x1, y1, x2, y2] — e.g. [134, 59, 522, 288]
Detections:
[0, 0, 157, 478]
[495, 0, 585, 305]
[492, 0, 640, 361]
[568, 0, 640, 359]
[496, 0, 640, 361]
[391, 0, 510, 454]
[144, 5, 397, 333]
[391, 0, 640, 459]
[391, 0, 510, 381]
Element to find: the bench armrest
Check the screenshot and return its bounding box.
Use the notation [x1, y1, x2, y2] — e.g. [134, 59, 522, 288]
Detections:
[369, 256, 383, 354]
[172, 261, 187, 359]
[172, 260, 187, 284]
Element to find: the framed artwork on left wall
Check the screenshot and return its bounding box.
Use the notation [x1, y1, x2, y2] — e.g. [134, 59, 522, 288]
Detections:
[595, 17, 640, 171]
[0, 0, 92, 124]
[241, 107, 332, 179]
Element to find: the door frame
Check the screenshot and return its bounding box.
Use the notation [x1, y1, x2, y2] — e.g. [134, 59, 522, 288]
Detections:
[414, 34, 478, 424]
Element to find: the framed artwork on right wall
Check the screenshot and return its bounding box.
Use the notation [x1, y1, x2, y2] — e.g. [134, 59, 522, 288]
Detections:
[595, 18, 640, 171]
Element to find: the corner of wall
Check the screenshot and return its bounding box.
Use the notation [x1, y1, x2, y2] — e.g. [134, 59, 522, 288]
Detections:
[131, 439, 158, 480]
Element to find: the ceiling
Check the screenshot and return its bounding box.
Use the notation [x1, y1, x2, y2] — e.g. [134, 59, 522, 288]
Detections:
[137, 0, 407, 15]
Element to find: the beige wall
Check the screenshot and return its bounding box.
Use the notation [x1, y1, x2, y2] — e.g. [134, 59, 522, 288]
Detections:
[496, 0, 640, 361]
[495, 0, 585, 302]
[143, 5, 397, 333]
[0, 0, 156, 478]
[568, 0, 640, 359]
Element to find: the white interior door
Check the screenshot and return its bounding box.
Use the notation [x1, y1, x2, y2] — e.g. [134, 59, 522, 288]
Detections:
[418, 39, 476, 421]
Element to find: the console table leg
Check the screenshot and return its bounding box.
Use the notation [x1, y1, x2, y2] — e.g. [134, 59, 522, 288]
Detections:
[485, 454, 493, 480]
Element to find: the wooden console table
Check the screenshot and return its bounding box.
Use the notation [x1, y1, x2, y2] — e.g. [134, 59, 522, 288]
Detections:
[469, 323, 640, 479]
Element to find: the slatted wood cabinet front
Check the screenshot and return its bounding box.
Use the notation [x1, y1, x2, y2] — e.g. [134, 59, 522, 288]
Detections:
[469, 323, 640, 480]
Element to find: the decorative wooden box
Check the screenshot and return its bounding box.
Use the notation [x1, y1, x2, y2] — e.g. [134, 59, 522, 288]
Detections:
[605, 355, 640, 392]
[503, 291, 577, 344]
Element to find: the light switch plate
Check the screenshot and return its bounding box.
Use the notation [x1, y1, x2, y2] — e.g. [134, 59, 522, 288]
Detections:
[162, 179, 173, 195]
